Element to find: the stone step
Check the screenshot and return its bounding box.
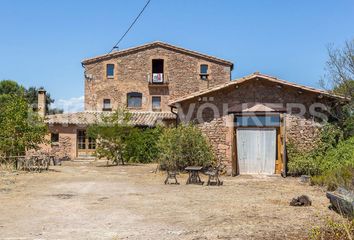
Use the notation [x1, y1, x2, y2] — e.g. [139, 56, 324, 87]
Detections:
[73, 157, 97, 162]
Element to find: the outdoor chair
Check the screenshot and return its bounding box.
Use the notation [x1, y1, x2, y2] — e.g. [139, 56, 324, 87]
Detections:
[164, 170, 180, 185]
[205, 164, 225, 186]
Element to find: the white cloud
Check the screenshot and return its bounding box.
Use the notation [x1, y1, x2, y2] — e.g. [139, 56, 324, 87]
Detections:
[52, 96, 84, 113]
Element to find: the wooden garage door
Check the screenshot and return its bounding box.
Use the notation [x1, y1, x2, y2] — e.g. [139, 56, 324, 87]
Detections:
[236, 128, 276, 174]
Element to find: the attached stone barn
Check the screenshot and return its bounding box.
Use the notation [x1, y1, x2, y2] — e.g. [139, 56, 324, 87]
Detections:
[169, 72, 346, 176]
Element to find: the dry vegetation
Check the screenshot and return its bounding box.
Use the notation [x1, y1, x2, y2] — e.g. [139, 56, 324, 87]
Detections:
[0, 161, 341, 240]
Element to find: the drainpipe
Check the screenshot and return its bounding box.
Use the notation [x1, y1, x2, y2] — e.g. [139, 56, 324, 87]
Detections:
[282, 113, 287, 177]
[170, 106, 179, 128]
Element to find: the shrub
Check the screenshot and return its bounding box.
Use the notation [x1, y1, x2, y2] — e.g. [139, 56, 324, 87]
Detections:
[124, 127, 162, 163]
[287, 142, 321, 176]
[287, 124, 347, 176]
[317, 136, 354, 173]
[157, 124, 215, 170]
[310, 218, 354, 240]
[88, 109, 163, 164]
[288, 128, 354, 190]
[310, 137, 354, 190]
[311, 166, 354, 191]
[316, 124, 344, 155]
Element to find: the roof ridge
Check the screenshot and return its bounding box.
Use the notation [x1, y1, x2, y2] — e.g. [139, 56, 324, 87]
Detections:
[169, 72, 347, 105]
[81, 41, 234, 67]
[248, 72, 345, 98]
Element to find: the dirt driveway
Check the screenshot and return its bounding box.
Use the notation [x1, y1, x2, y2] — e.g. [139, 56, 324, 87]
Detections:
[0, 161, 338, 240]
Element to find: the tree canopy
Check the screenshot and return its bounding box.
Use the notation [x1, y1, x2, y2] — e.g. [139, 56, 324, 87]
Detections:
[0, 80, 63, 114]
[322, 39, 354, 138]
[0, 95, 47, 157]
[0, 80, 25, 96]
[0, 79, 58, 157]
[323, 39, 354, 99]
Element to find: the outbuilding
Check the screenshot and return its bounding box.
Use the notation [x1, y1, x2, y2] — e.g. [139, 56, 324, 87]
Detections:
[169, 72, 346, 176]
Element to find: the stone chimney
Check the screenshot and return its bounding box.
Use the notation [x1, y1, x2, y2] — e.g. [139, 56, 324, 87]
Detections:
[38, 88, 46, 117]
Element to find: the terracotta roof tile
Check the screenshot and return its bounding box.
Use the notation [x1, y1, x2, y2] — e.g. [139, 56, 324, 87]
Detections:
[45, 111, 176, 127]
[169, 72, 347, 105]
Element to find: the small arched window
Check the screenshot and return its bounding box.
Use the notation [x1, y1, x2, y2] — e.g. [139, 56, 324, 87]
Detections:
[127, 92, 142, 108]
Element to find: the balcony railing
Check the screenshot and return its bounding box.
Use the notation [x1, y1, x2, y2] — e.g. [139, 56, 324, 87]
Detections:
[147, 73, 169, 85]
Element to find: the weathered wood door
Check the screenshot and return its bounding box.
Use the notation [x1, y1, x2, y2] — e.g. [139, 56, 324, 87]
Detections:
[236, 128, 276, 174]
[77, 130, 95, 158]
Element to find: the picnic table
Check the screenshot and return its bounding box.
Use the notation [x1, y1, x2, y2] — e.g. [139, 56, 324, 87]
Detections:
[185, 166, 204, 185]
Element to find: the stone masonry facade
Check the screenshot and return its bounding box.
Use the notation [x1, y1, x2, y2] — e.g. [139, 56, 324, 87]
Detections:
[176, 77, 338, 170]
[39, 124, 78, 159]
[82, 42, 233, 112]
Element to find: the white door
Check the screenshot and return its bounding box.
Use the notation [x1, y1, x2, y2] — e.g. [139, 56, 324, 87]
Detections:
[236, 128, 276, 174]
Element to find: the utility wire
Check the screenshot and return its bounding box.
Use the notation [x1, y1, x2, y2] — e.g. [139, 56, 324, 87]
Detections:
[84, 0, 152, 74]
[110, 0, 151, 52]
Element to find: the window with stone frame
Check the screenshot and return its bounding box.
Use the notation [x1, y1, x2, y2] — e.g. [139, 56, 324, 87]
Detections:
[51, 133, 59, 143]
[200, 64, 209, 80]
[106, 64, 115, 78]
[127, 92, 142, 108]
[103, 99, 111, 111]
[152, 96, 161, 110]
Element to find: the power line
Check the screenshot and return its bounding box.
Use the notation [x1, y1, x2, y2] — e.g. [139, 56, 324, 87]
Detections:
[110, 0, 151, 52]
[84, 0, 152, 74]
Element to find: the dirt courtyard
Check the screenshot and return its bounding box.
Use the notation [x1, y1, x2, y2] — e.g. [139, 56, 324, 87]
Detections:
[0, 161, 339, 240]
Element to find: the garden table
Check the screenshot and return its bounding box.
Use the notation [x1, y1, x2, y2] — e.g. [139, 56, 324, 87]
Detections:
[185, 166, 204, 185]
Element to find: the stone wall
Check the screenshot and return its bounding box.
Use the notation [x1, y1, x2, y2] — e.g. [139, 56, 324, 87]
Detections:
[47, 124, 78, 160]
[83, 45, 232, 112]
[198, 116, 233, 166]
[285, 114, 322, 150]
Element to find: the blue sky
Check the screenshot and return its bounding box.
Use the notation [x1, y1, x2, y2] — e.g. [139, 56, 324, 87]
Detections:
[0, 0, 353, 110]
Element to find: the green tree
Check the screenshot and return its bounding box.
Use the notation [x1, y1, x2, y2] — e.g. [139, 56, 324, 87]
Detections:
[321, 39, 354, 138]
[0, 95, 47, 157]
[0, 80, 25, 96]
[0, 80, 63, 115]
[87, 109, 132, 165]
[0, 80, 25, 106]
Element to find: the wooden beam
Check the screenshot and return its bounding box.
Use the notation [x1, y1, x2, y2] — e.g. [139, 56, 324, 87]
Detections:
[232, 127, 237, 176]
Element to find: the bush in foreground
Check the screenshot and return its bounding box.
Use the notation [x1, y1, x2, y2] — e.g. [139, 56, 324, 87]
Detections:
[310, 218, 354, 240]
[124, 126, 162, 163]
[157, 124, 215, 170]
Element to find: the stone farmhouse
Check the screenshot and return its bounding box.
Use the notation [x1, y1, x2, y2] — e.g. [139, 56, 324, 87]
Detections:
[43, 42, 233, 159]
[41, 41, 346, 176]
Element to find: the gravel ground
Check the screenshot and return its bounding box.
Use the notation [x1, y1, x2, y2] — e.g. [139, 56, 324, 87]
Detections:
[0, 161, 339, 240]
